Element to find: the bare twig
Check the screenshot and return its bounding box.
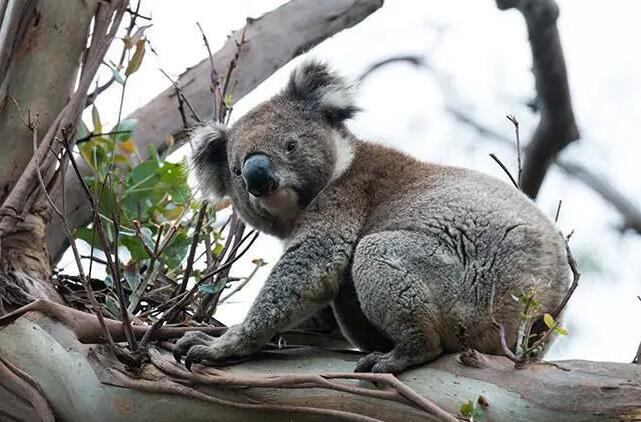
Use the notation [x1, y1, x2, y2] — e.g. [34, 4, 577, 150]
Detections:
[489, 153, 519, 189]
[63, 134, 138, 353]
[489, 285, 518, 362]
[219, 262, 262, 304]
[177, 202, 209, 296]
[159, 68, 202, 125]
[148, 348, 459, 422]
[138, 231, 259, 349]
[195, 22, 220, 117]
[32, 127, 117, 355]
[551, 237, 580, 320]
[506, 114, 522, 188]
[635, 296, 641, 364]
[554, 200, 562, 224]
[358, 55, 427, 81]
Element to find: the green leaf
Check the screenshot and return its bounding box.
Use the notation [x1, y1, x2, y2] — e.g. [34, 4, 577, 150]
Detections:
[104, 294, 120, 318]
[78, 139, 109, 175]
[120, 235, 147, 262]
[212, 242, 224, 257]
[543, 313, 555, 330]
[111, 118, 137, 144]
[123, 267, 141, 291]
[103, 61, 125, 84]
[147, 143, 160, 164]
[199, 279, 228, 295]
[162, 231, 191, 269]
[224, 93, 233, 108]
[460, 401, 474, 418]
[554, 326, 569, 336]
[472, 406, 486, 421]
[91, 105, 102, 133]
[125, 39, 146, 76]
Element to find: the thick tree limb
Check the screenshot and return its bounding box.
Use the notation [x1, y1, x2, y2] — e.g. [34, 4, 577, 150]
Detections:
[497, 0, 579, 198]
[0, 0, 99, 202]
[0, 353, 54, 422]
[0, 315, 639, 422]
[48, 0, 384, 263]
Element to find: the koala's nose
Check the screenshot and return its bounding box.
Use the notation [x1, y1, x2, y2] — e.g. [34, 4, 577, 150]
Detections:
[242, 153, 279, 197]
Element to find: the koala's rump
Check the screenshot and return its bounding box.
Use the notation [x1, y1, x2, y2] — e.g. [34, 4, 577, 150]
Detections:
[351, 167, 569, 353]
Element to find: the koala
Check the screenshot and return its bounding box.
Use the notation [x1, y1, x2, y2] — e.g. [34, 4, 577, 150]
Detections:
[174, 59, 570, 374]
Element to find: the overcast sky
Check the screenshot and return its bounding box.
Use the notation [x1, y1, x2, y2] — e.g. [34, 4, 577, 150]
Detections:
[72, 0, 641, 363]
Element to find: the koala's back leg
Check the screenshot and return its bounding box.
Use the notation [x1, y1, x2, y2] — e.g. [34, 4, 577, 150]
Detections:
[352, 231, 445, 373]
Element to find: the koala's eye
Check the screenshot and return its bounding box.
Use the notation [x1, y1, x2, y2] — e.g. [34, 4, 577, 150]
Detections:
[232, 166, 241, 176]
[285, 140, 298, 153]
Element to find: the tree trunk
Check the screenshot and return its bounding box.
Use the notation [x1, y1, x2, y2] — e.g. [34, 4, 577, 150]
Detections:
[0, 0, 99, 308]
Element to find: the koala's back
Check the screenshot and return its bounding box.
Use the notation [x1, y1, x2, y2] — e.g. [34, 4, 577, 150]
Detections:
[348, 142, 569, 353]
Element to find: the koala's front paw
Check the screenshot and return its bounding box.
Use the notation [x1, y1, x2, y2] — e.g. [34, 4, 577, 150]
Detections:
[173, 328, 251, 371]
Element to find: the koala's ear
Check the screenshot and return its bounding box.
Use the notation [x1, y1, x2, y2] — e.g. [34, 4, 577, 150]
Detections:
[188, 122, 231, 201]
[285, 59, 360, 124]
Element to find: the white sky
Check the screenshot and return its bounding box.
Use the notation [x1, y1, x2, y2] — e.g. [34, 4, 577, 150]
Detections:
[75, 0, 641, 363]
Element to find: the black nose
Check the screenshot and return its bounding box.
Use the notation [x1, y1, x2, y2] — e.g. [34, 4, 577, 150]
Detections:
[243, 154, 279, 197]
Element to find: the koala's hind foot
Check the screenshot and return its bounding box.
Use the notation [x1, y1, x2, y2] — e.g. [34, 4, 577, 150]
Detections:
[354, 340, 442, 374]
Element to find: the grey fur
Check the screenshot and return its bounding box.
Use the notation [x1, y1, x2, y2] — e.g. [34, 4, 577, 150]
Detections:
[176, 60, 570, 373]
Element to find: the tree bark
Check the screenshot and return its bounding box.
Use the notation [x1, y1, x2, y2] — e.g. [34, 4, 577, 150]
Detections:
[0, 315, 639, 422]
[0, 0, 101, 308]
[0, 0, 98, 202]
[47, 0, 385, 263]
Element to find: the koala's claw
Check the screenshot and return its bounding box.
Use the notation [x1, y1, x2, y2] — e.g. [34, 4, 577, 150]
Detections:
[354, 351, 386, 373]
[173, 349, 183, 364]
[183, 345, 213, 371]
[355, 350, 416, 374]
[173, 330, 217, 367]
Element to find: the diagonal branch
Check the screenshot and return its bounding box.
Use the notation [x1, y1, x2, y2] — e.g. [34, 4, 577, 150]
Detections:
[48, 0, 385, 263]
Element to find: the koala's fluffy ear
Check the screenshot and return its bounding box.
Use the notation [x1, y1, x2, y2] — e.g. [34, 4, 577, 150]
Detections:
[189, 122, 230, 201]
[285, 59, 359, 124]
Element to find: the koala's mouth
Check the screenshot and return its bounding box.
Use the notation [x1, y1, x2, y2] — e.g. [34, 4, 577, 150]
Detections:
[254, 187, 299, 216]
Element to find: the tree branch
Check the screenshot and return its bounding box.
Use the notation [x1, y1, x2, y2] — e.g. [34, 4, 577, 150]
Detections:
[497, 0, 579, 198]
[48, 0, 384, 263]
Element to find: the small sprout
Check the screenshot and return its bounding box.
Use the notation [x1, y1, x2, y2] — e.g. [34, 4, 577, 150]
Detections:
[212, 242, 224, 257]
[460, 396, 487, 421]
[544, 313, 568, 336]
[224, 93, 234, 108]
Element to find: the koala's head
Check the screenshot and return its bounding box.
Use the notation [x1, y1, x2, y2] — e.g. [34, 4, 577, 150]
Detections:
[189, 60, 359, 238]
